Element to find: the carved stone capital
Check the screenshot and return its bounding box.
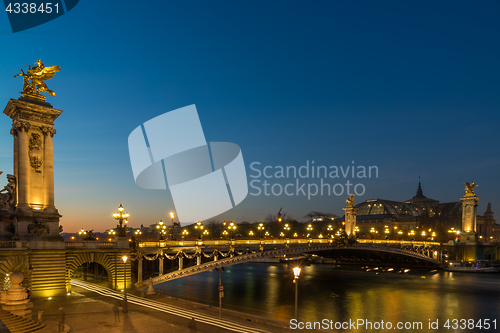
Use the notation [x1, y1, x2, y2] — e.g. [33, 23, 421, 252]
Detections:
[10, 120, 31, 136]
[40, 126, 56, 137]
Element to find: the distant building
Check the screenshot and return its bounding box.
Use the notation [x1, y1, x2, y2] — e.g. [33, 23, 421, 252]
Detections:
[304, 211, 340, 222]
[339, 181, 496, 241]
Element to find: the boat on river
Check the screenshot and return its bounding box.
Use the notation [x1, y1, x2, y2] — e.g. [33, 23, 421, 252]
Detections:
[446, 260, 500, 273]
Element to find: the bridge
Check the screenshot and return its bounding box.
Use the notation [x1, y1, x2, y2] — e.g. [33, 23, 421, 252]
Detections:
[134, 238, 442, 289]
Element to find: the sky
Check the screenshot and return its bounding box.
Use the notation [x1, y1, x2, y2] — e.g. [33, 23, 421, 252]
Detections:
[0, 1, 499, 232]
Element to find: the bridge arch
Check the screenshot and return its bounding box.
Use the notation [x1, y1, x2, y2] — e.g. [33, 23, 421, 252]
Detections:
[66, 251, 129, 292]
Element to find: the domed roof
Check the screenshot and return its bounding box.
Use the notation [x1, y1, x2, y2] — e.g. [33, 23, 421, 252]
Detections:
[356, 199, 422, 217]
[405, 180, 439, 212]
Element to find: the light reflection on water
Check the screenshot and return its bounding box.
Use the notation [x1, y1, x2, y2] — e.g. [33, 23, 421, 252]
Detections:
[157, 263, 500, 332]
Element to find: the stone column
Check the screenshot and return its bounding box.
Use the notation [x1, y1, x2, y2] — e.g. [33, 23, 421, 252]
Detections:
[178, 257, 183, 270]
[159, 257, 163, 276]
[460, 191, 480, 245]
[343, 198, 358, 237]
[14, 121, 31, 212]
[41, 127, 56, 212]
[137, 257, 143, 282]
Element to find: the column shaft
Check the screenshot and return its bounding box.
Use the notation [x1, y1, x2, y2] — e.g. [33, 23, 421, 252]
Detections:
[138, 258, 143, 282]
[159, 258, 164, 275]
[17, 130, 29, 208]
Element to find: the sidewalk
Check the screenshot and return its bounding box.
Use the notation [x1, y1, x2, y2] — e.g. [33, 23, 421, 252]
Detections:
[30, 286, 297, 333]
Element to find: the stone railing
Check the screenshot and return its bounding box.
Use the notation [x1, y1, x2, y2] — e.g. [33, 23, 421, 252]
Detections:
[0, 241, 27, 250]
[65, 241, 117, 249]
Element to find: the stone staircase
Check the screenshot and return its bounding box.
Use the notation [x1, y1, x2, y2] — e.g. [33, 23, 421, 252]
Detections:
[0, 309, 44, 333]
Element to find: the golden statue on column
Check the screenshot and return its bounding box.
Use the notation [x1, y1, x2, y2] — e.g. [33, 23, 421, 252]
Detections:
[14, 59, 61, 102]
[464, 182, 478, 196]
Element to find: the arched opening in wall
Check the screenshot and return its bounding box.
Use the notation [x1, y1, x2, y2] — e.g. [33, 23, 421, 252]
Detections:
[485, 251, 495, 261]
[71, 262, 109, 284]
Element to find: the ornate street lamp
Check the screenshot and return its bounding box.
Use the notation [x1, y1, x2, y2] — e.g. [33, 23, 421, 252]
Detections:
[283, 224, 290, 238]
[122, 255, 128, 313]
[134, 229, 142, 236]
[257, 223, 265, 238]
[228, 222, 236, 240]
[306, 224, 313, 238]
[248, 230, 254, 237]
[156, 220, 167, 240]
[182, 229, 189, 239]
[203, 229, 209, 238]
[398, 230, 403, 241]
[113, 204, 129, 237]
[195, 222, 204, 239]
[293, 267, 301, 319]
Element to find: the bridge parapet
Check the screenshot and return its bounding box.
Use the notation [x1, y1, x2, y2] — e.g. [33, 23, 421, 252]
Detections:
[0, 241, 27, 250]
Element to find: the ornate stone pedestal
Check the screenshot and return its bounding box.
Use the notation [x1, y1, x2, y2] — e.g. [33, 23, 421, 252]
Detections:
[460, 185, 480, 245]
[343, 195, 358, 237]
[2, 98, 63, 239]
[2, 272, 33, 319]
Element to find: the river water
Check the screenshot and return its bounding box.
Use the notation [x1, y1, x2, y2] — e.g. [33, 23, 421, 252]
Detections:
[157, 263, 500, 332]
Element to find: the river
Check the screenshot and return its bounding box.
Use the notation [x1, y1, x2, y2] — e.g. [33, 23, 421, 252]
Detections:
[157, 263, 500, 332]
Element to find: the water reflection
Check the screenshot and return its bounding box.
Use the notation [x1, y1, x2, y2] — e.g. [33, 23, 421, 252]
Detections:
[158, 263, 500, 332]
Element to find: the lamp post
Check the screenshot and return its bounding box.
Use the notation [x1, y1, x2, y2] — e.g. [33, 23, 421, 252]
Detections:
[195, 222, 204, 239]
[214, 267, 225, 319]
[293, 267, 301, 319]
[398, 230, 403, 241]
[156, 220, 167, 240]
[113, 204, 129, 237]
[306, 224, 313, 238]
[122, 255, 128, 313]
[258, 223, 265, 239]
[228, 222, 236, 240]
[182, 229, 189, 239]
[170, 212, 175, 240]
[283, 224, 290, 238]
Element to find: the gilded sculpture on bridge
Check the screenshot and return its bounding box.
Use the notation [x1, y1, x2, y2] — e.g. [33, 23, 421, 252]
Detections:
[346, 194, 355, 207]
[464, 182, 478, 196]
[14, 59, 61, 102]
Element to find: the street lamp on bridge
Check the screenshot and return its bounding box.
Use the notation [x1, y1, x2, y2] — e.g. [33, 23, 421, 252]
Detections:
[195, 222, 204, 239]
[228, 222, 236, 240]
[113, 204, 129, 237]
[156, 220, 167, 240]
[257, 223, 265, 238]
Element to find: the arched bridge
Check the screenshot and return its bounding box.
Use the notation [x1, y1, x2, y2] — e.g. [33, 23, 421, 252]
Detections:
[135, 240, 440, 289]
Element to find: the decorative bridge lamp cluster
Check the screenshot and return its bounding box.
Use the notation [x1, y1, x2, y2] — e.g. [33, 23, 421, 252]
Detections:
[283, 224, 290, 238]
[293, 267, 301, 319]
[78, 229, 87, 239]
[258, 223, 265, 239]
[195, 222, 204, 239]
[156, 220, 167, 240]
[306, 224, 313, 238]
[113, 204, 130, 237]
[228, 222, 236, 240]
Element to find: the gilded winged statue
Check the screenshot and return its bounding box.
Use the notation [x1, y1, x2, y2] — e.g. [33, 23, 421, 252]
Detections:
[346, 194, 355, 206]
[464, 182, 478, 196]
[14, 59, 61, 101]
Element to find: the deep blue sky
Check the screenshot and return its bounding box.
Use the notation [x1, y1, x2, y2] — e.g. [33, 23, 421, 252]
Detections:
[0, 1, 499, 232]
